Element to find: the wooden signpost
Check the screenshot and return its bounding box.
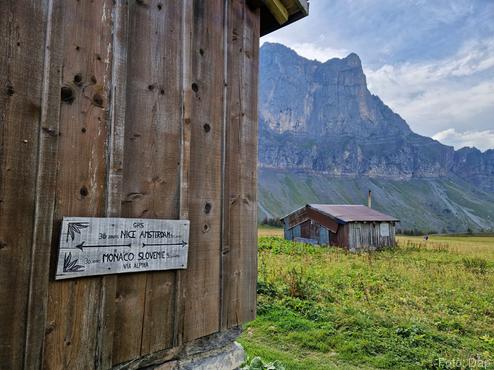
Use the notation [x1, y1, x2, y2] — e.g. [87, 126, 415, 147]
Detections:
[55, 217, 189, 280]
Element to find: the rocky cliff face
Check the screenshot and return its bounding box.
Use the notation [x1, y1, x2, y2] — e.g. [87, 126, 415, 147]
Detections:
[259, 42, 492, 190]
[452, 147, 494, 191]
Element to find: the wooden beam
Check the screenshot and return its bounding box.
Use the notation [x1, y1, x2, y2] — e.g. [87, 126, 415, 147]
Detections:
[221, 0, 259, 330]
[0, 1, 48, 368]
[43, 1, 115, 368]
[95, 1, 130, 368]
[291, 0, 309, 16]
[264, 0, 288, 24]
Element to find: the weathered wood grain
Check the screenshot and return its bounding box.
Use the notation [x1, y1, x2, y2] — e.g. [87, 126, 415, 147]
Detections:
[113, 0, 185, 365]
[24, 1, 64, 368]
[139, 2, 184, 356]
[221, 0, 259, 329]
[95, 1, 129, 368]
[183, 0, 225, 341]
[221, 0, 241, 330]
[0, 1, 48, 369]
[239, 5, 259, 327]
[43, 1, 114, 368]
[174, 0, 193, 348]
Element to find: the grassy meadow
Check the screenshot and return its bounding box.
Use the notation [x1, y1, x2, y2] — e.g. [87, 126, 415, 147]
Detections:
[239, 228, 494, 369]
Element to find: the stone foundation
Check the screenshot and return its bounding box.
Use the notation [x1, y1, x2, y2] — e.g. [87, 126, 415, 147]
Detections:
[115, 327, 245, 370]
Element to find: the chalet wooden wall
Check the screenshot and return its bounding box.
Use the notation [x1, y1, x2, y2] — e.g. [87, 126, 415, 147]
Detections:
[348, 222, 396, 251]
[0, 0, 258, 369]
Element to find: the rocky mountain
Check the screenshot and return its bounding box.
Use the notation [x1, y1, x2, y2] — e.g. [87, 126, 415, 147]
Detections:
[258, 42, 494, 232]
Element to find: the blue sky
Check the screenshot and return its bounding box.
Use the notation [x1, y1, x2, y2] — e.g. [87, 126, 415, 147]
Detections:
[261, 0, 494, 151]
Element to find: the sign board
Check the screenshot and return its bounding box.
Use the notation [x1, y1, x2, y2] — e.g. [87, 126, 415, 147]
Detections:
[55, 217, 189, 280]
[380, 223, 390, 237]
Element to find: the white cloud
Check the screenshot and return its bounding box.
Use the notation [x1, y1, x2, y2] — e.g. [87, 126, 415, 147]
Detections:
[433, 129, 494, 151]
[365, 38, 494, 145]
[367, 38, 494, 91]
[432, 38, 494, 78]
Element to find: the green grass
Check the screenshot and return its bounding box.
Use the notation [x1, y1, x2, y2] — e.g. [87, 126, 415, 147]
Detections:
[239, 235, 494, 369]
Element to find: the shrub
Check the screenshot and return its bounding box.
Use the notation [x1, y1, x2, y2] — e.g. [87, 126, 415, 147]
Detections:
[462, 257, 488, 274]
[242, 356, 285, 370]
[285, 267, 314, 300]
[257, 280, 278, 297]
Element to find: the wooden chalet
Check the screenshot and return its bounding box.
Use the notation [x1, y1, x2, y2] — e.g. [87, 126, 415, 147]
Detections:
[0, 1, 308, 369]
[281, 204, 399, 251]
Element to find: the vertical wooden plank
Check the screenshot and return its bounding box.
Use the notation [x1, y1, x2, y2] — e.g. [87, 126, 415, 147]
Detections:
[221, 0, 233, 329]
[24, 0, 64, 368]
[183, 0, 225, 341]
[173, 0, 193, 348]
[139, 0, 186, 355]
[43, 1, 114, 368]
[241, 7, 260, 325]
[221, 0, 259, 329]
[95, 1, 130, 369]
[112, 0, 184, 364]
[0, 1, 47, 368]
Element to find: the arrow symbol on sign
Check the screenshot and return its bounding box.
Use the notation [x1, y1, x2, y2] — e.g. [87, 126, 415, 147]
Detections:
[142, 241, 188, 248]
[75, 241, 132, 251]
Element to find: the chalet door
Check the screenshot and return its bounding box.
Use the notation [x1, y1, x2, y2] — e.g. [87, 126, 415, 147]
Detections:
[353, 226, 362, 248]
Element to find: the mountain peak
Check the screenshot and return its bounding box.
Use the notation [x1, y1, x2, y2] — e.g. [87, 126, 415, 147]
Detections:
[262, 42, 363, 68]
[259, 43, 408, 137]
[260, 42, 300, 58]
[343, 52, 362, 68]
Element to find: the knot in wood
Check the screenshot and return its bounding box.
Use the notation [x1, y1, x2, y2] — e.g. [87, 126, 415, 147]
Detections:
[73, 73, 83, 86]
[6, 85, 14, 96]
[60, 86, 75, 104]
[80, 186, 89, 197]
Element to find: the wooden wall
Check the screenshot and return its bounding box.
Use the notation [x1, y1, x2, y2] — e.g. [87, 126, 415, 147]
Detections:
[0, 0, 259, 369]
[347, 222, 396, 251]
[284, 219, 330, 246]
[331, 224, 349, 248]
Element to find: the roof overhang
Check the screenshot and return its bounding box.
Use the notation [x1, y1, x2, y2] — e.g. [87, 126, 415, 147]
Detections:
[249, 0, 309, 36]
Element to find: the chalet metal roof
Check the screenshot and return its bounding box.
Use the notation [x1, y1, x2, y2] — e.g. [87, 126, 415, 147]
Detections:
[308, 204, 399, 223]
